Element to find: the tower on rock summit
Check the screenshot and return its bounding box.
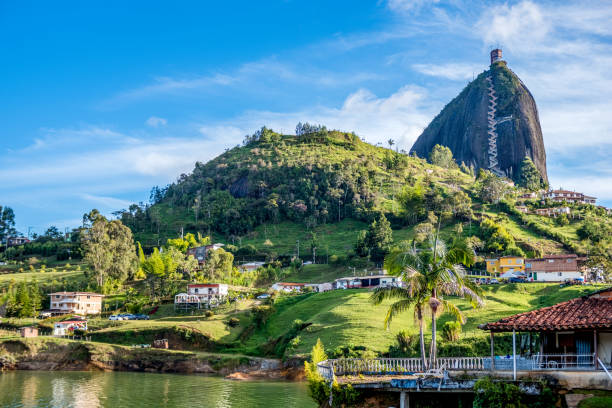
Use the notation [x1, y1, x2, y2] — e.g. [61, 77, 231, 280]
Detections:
[410, 49, 548, 183]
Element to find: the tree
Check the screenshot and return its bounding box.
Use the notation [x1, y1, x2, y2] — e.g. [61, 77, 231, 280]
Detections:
[429, 144, 456, 169]
[0, 206, 17, 245]
[354, 230, 368, 257]
[44, 226, 62, 240]
[476, 170, 509, 203]
[387, 139, 395, 150]
[198, 248, 234, 282]
[365, 213, 393, 263]
[82, 210, 138, 291]
[373, 236, 483, 367]
[518, 156, 544, 191]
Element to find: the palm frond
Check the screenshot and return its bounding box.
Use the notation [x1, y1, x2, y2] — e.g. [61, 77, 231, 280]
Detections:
[384, 299, 415, 329]
[441, 299, 465, 324]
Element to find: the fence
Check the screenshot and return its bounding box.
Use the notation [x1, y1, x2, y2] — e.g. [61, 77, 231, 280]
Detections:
[318, 354, 600, 379]
[317, 357, 486, 378]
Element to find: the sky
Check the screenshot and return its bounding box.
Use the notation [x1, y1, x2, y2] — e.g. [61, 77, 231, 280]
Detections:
[1, 0, 611, 235]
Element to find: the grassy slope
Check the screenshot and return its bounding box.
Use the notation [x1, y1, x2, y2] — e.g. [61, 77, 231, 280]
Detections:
[0, 269, 86, 289]
[245, 283, 607, 357]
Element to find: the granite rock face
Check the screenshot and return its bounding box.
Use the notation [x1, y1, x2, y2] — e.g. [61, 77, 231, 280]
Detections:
[410, 61, 547, 182]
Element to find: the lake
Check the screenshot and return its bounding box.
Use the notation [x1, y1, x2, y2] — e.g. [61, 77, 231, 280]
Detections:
[0, 371, 316, 408]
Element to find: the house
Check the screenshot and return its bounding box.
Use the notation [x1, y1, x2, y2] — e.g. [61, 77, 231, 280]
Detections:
[47, 292, 104, 315]
[307, 282, 333, 292]
[480, 287, 612, 369]
[270, 282, 306, 293]
[533, 207, 570, 217]
[53, 317, 87, 336]
[333, 275, 402, 290]
[174, 283, 229, 310]
[20, 327, 38, 338]
[238, 262, 265, 273]
[515, 205, 529, 214]
[7, 236, 29, 247]
[525, 254, 583, 282]
[485, 256, 525, 276]
[543, 189, 597, 204]
[518, 192, 538, 200]
[186, 243, 225, 265]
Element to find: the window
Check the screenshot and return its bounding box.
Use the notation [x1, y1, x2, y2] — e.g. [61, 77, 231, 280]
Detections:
[548, 260, 554, 263]
[526, 263, 531, 268]
[558, 272, 563, 276]
[516, 259, 523, 264]
[567, 259, 572, 263]
[507, 259, 513, 264]
[87, 296, 90, 299]
[194, 288, 199, 293]
[56, 295, 60, 299]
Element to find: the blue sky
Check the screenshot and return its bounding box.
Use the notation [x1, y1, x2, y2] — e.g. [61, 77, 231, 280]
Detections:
[1, 0, 611, 235]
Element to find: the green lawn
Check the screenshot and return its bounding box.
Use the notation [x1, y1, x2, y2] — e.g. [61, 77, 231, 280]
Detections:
[0, 269, 86, 288]
[244, 283, 608, 357]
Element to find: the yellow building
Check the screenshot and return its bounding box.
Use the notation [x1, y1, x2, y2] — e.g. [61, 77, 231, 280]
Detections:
[485, 256, 525, 275]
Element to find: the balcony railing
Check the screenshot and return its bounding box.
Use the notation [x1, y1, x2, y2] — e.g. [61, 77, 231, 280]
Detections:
[317, 354, 601, 379]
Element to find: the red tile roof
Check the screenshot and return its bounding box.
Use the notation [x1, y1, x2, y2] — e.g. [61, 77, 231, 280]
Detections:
[480, 295, 612, 332]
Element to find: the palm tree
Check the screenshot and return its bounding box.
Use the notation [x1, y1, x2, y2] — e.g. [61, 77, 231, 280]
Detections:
[371, 235, 483, 368]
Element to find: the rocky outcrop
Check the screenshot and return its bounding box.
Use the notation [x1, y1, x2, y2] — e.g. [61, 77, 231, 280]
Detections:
[410, 61, 548, 182]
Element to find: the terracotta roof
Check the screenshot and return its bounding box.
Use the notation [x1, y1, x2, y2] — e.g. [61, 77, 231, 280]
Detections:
[480, 296, 612, 332]
[276, 282, 306, 286]
[188, 283, 225, 288]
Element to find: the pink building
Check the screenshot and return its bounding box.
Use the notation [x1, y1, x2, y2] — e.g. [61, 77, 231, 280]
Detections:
[48, 292, 104, 315]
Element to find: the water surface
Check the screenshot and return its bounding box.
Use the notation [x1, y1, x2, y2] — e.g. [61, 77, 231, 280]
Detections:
[0, 371, 315, 408]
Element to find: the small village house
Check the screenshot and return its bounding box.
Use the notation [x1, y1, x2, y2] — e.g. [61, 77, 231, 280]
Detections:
[186, 243, 225, 265]
[47, 292, 104, 315]
[306, 282, 333, 293]
[515, 205, 529, 214]
[485, 256, 525, 276]
[174, 283, 229, 310]
[480, 287, 612, 371]
[53, 317, 87, 336]
[238, 262, 265, 273]
[20, 327, 38, 338]
[533, 207, 571, 217]
[518, 192, 538, 200]
[7, 236, 30, 247]
[270, 282, 306, 293]
[333, 275, 402, 290]
[525, 254, 583, 282]
[543, 189, 596, 204]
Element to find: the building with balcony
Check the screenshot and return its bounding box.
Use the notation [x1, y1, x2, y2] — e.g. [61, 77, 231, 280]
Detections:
[525, 254, 583, 282]
[174, 283, 229, 310]
[543, 189, 596, 204]
[485, 256, 525, 276]
[47, 292, 104, 315]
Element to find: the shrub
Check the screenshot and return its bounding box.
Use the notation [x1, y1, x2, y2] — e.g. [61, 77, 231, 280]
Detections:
[442, 321, 462, 342]
[205, 310, 214, 318]
[396, 330, 415, 353]
[227, 317, 240, 327]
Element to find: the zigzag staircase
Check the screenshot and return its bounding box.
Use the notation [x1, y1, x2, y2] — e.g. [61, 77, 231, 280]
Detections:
[485, 75, 505, 178]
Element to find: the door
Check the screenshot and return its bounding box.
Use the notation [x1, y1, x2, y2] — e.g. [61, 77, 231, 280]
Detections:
[576, 335, 593, 367]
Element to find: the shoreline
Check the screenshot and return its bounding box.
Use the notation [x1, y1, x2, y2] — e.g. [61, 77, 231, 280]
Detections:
[0, 337, 304, 381]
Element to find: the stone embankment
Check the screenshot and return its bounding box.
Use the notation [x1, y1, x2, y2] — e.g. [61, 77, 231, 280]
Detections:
[0, 337, 302, 379]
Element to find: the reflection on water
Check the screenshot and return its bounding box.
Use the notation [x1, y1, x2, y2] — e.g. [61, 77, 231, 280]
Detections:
[0, 371, 315, 408]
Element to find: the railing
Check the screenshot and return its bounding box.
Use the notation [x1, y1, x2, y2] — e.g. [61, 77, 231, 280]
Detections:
[317, 357, 485, 378]
[531, 354, 595, 370]
[317, 354, 602, 379]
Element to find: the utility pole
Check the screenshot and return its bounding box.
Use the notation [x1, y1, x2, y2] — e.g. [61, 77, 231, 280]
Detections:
[181, 227, 184, 240]
[27, 227, 34, 240]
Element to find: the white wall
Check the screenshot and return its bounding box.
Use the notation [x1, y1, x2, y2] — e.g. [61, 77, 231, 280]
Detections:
[598, 333, 612, 365]
[534, 271, 582, 282]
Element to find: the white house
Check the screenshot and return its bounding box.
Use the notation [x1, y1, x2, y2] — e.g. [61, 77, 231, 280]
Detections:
[270, 282, 306, 293]
[307, 282, 333, 293]
[174, 283, 229, 310]
[333, 275, 402, 290]
[526, 254, 583, 282]
[53, 317, 87, 336]
[238, 262, 265, 273]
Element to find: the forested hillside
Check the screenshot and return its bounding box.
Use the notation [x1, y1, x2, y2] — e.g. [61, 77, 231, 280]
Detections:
[116, 126, 611, 271]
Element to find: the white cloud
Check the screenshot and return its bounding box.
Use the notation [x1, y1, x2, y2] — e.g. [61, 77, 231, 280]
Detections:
[80, 194, 133, 209]
[412, 62, 482, 80]
[387, 0, 440, 13]
[146, 116, 168, 127]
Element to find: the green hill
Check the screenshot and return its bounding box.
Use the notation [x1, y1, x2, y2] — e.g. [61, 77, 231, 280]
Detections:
[116, 126, 609, 272]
